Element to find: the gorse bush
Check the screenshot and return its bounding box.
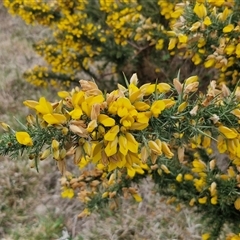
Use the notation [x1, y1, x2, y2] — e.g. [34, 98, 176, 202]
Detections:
[1, 74, 240, 239]
[4, 0, 174, 86]
[4, 0, 240, 89]
[3, 0, 182, 88]
[171, 0, 240, 86]
[2, 0, 240, 239]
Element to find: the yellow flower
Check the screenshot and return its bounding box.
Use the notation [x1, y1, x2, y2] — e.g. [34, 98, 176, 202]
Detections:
[98, 114, 115, 127]
[108, 153, 126, 171]
[132, 193, 142, 202]
[16, 132, 33, 146]
[161, 164, 171, 174]
[155, 39, 164, 50]
[120, 115, 135, 128]
[157, 83, 171, 93]
[185, 75, 198, 85]
[119, 135, 128, 156]
[59, 148, 66, 159]
[162, 99, 175, 108]
[208, 0, 225, 7]
[198, 196, 207, 204]
[87, 119, 97, 132]
[161, 141, 174, 158]
[219, 7, 233, 21]
[127, 166, 136, 178]
[210, 182, 217, 197]
[148, 139, 162, 155]
[72, 91, 85, 107]
[92, 142, 104, 163]
[52, 139, 59, 150]
[227, 139, 238, 155]
[61, 187, 74, 198]
[236, 44, 240, 58]
[191, 135, 202, 148]
[109, 97, 136, 118]
[223, 24, 234, 33]
[78, 156, 89, 169]
[43, 113, 67, 124]
[234, 197, 240, 210]
[203, 16, 211, 26]
[226, 234, 240, 240]
[128, 83, 143, 103]
[202, 233, 210, 240]
[58, 91, 70, 98]
[35, 97, 53, 115]
[150, 100, 165, 117]
[130, 122, 148, 130]
[198, 38, 206, 48]
[168, 38, 178, 50]
[102, 192, 109, 198]
[192, 159, 207, 173]
[125, 132, 139, 153]
[178, 34, 188, 44]
[23, 100, 39, 109]
[117, 98, 134, 117]
[40, 149, 51, 160]
[184, 173, 194, 181]
[225, 44, 235, 55]
[133, 101, 150, 111]
[204, 58, 216, 68]
[192, 53, 202, 65]
[82, 94, 104, 117]
[190, 21, 201, 31]
[104, 125, 119, 141]
[105, 138, 118, 157]
[140, 83, 155, 96]
[211, 196, 218, 205]
[69, 107, 83, 120]
[178, 102, 188, 113]
[193, 3, 207, 19]
[218, 126, 238, 139]
[125, 152, 144, 178]
[51, 139, 60, 160]
[231, 109, 240, 118]
[176, 173, 183, 182]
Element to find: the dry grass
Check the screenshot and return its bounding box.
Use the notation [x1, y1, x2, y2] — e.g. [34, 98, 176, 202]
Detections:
[0, 3, 205, 240]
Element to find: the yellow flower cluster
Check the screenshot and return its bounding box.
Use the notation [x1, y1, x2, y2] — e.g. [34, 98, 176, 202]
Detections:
[23, 74, 175, 177]
[1, 73, 240, 237]
[5, 0, 240, 89]
[23, 66, 73, 88]
[158, 0, 184, 27]
[170, 0, 240, 85]
[4, 0, 182, 87]
[103, 3, 143, 46]
[3, 0, 56, 25]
